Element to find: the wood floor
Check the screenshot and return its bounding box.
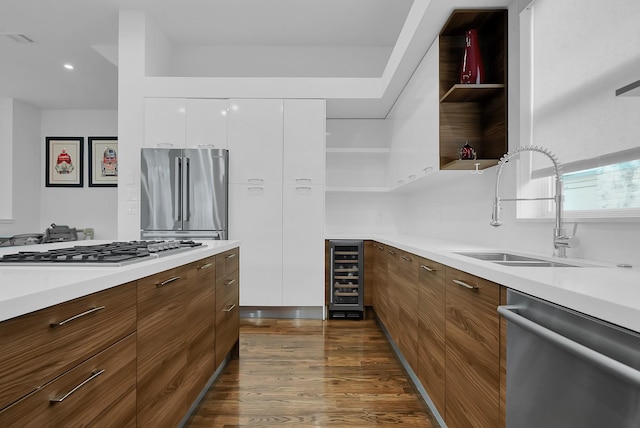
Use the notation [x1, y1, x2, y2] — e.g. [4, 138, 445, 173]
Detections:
[186, 317, 439, 427]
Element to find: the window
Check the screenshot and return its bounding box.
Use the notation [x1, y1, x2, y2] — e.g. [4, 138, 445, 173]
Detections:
[517, 1, 640, 220]
[563, 160, 640, 211]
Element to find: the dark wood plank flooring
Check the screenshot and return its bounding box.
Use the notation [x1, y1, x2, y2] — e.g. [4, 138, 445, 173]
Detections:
[186, 318, 439, 427]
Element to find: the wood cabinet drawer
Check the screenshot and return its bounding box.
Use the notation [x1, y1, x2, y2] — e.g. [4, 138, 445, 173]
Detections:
[184, 257, 216, 406]
[0, 283, 136, 411]
[216, 269, 239, 313]
[445, 267, 501, 428]
[215, 292, 239, 367]
[0, 333, 137, 427]
[215, 247, 239, 280]
[137, 265, 190, 428]
[417, 256, 446, 416]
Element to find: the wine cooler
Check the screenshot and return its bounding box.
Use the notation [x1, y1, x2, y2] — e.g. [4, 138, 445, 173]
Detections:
[329, 240, 364, 319]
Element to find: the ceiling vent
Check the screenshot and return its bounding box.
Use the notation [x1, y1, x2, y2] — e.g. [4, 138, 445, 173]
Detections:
[3, 33, 35, 43]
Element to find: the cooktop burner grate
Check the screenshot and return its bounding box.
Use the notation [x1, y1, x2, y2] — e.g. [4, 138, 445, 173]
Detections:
[0, 240, 203, 265]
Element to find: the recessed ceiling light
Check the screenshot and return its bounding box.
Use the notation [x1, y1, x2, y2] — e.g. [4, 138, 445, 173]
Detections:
[63, 63, 74, 70]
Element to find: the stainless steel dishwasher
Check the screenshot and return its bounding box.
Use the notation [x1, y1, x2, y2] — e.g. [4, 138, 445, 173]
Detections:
[499, 290, 640, 428]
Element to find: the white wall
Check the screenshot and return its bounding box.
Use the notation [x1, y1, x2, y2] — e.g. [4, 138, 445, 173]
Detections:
[168, 46, 391, 78]
[40, 110, 118, 239]
[0, 99, 41, 236]
[325, 192, 407, 236]
[395, 3, 640, 268]
[0, 99, 13, 222]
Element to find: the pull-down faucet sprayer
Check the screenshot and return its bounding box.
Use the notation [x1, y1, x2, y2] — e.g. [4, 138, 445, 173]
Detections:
[490, 145, 577, 257]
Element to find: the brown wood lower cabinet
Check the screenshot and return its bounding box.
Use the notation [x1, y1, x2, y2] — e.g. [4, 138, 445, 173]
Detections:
[0, 247, 241, 428]
[445, 267, 501, 428]
[371, 242, 505, 428]
[417, 256, 446, 417]
[0, 283, 136, 411]
[391, 249, 419, 371]
[137, 264, 191, 427]
[184, 257, 217, 409]
[372, 242, 389, 323]
[215, 248, 240, 367]
[0, 333, 137, 427]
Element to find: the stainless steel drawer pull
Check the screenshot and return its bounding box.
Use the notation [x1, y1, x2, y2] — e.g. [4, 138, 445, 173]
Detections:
[50, 369, 105, 404]
[420, 265, 435, 272]
[198, 262, 213, 270]
[157, 276, 181, 287]
[388, 250, 396, 255]
[51, 306, 106, 327]
[223, 304, 236, 312]
[225, 253, 236, 259]
[401, 256, 412, 262]
[225, 278, 236, 285]
[452, 279, 478, 290]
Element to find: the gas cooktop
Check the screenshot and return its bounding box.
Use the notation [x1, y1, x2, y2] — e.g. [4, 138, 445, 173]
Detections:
[0, 240, 203, 266]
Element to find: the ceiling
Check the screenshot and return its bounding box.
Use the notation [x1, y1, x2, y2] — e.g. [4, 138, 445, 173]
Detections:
[0, 0, 510, 118]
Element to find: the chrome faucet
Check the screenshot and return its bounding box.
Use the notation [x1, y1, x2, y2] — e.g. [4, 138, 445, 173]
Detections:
[490, 145, 577, 257]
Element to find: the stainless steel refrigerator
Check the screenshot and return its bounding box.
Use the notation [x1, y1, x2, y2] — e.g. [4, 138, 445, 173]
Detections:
[140, 148, 228, 240]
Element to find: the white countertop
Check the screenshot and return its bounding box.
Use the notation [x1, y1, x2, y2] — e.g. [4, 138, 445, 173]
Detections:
[3, 235, 639, 333]
[365, 234, 640, 333]
[0, 240, 240, 322]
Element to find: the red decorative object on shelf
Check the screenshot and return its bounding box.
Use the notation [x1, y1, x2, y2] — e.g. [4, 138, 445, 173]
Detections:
[459, 142, 477, 160]
[460, 29, 485, 84]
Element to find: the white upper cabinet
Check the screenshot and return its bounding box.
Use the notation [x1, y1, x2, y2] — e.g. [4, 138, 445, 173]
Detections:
[144, 98, 186, 148]
[185, 99, 228, 149]
[283, 99, 326, 185]
[227, 99, 284, 184]
[144, 98, 228, 149]
[387, 39, 439, 189]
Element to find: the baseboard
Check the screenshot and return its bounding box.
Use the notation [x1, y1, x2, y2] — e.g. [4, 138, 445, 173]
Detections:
[240, 306, 325, 319]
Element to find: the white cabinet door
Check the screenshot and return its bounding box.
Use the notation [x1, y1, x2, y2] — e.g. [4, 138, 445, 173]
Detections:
[282, 184, 325, 307]
[227, 99, 283, 184]
[229, 183, 283, 306]
[387, 40, 439, 188]
[186, 99, 228, 149]
[283, 99, 326, 185]
[144, 98, 186, 148]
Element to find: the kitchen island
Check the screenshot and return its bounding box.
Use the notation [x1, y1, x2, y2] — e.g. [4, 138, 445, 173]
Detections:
[0, 239, 240, 427]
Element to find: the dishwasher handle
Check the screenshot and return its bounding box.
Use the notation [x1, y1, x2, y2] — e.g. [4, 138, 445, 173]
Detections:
[498, 305, 640, 388]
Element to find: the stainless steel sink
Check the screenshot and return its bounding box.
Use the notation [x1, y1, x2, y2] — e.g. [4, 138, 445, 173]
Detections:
[454, 252, 582, 267]
[454, 252, 540, 262]
[492, 261, 578, 268]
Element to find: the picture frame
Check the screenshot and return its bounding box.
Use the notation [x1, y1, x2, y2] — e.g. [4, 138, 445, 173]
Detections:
[45, 137, 84, 187]
[88, 137, 118, 187]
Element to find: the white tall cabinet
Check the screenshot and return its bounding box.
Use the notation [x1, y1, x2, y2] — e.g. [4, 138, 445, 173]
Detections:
[228, 99, 284, 307]
[228, 99, 325, 308]
[282, 99, 325, 306]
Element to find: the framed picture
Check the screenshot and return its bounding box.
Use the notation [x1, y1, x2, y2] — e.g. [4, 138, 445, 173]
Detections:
[45, 137, 84, 187]
[88, 137, 118, 187]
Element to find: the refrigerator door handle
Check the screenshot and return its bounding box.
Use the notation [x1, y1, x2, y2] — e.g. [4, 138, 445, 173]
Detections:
[174, 156, 182, 221]
[184, 156, 191, 221]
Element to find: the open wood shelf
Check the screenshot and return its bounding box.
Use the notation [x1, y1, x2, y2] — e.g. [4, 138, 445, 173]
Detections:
[440, 84, 505, 103]
[441, 159, 499, 170]
[438, 9, 508, 171]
